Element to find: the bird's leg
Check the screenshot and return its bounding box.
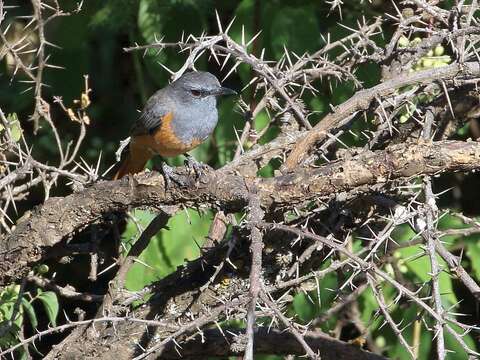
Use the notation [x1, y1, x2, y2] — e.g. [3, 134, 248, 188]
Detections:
[160, 162, 185, 188]
[184, 154, 210, 178]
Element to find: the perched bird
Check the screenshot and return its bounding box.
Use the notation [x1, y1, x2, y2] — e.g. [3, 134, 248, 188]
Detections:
[113, 71, 236, 181]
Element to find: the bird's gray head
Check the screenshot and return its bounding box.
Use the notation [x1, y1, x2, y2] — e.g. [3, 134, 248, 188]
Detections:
[166, 71, 236, 144]
[170, 71, 236, 105]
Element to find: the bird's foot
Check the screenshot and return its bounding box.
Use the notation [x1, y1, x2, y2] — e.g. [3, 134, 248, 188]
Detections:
[184, 155, 210, 178]
[160, 163, 185, 189]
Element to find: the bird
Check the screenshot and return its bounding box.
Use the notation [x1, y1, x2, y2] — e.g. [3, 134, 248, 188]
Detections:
[113, 71, 236, 181]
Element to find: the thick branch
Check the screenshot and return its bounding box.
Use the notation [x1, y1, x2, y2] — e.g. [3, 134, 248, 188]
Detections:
[285, 62, 480, 169]
[160, 327, 387, 360]
[2, 140, 480, 284]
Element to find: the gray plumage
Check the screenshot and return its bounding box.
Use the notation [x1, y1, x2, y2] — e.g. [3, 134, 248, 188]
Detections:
[131, 71, 235, 145]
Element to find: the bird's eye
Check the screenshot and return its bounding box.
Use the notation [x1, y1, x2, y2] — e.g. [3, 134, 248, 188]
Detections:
[191, 89, 201, 97]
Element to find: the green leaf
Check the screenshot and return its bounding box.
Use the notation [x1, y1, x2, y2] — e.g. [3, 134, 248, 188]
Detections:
[380, 305, 432, 360]
[392, 223, 417, 243]
[36, 291, 59, 326]
[445, 322, 478, 359]
[292, 272, 338, 327]
[437, 214, 468, 244]
[124, 209, 212, 291]
[292, 292, 316, 322]
[0, 285, 20, 322]
[5, 113, 22, 142]
[21, 298, 38, 329]
[359, 287, 378, 324]
[397, 245, 457, 306]
[253, 110, 269, 132]
[0, 322, 21, 348]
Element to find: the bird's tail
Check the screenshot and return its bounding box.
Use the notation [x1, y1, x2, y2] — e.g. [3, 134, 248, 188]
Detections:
[113, 148, 150, 180]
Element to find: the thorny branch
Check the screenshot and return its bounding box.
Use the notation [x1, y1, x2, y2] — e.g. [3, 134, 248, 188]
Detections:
[244, 194, 264, 360]
[422, 109, 446, 359]
[1, 1, 480, 359]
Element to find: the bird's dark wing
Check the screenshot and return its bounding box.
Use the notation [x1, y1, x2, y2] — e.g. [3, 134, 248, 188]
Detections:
[130, 88, 172, 136]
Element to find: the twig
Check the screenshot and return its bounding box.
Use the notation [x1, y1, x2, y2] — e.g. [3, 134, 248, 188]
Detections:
[26, 275, 103, 302]
[244, 193, 265, 360]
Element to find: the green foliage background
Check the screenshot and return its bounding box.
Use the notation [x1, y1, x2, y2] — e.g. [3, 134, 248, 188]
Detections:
[1, 0, 479, 359]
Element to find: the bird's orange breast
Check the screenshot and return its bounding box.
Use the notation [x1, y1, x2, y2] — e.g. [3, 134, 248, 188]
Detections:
[131, 112, 203, 158]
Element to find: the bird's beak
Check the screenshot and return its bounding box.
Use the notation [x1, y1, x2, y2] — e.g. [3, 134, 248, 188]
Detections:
[212, 86, 237, 96]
